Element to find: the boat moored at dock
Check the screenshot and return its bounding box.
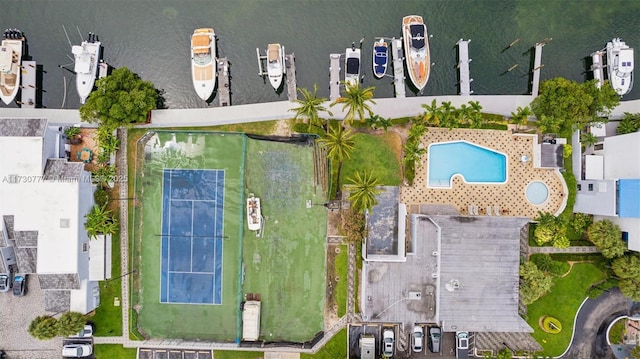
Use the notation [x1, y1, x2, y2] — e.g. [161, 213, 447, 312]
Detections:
[0, 29, 25, 105]
[344, 43, 361, 87]
[372, 38, 388, 79]
[266, 43, 285, 91]
[191, 28, 217, 101]
[605, 38, 634, 96]
[402, 15, 430, 91]
[72, 32, 101, 104]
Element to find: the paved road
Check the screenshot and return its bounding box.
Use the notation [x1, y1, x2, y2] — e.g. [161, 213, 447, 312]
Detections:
[560, 287, 631, 359]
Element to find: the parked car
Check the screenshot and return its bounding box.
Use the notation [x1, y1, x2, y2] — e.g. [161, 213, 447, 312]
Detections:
[428, 326, 441, 353]
[12, 275, 26, 296]
[72, 324, 94, 338]
[0, 274, 10, 292]
[456, 331, 469, 350]
[412, 325, 424, 352]
[382, 327, 394, 357]
[62, 344, 92, 358]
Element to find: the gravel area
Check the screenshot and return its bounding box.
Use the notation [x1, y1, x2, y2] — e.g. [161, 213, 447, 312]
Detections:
[0, 274, 62, 359]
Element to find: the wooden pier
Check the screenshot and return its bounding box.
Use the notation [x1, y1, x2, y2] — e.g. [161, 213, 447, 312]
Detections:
[531, 38, 550, 97]
[20, 61, 36, 108]
[217, 57, 231, 107]
[329, 53, 341, 101]
[391, 38, 406, 98]
[284, 54, 297, 101]
[456, 39, 473, 96]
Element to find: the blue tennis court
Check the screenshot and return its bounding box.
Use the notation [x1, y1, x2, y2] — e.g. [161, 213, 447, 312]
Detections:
[160, 169, 225, 305]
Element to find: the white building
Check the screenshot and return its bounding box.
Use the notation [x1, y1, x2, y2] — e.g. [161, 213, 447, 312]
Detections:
[575, 131, 640, 251]
[0, 118, 101, 313]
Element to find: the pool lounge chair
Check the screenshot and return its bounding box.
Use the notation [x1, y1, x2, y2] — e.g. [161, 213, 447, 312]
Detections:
[486, 206, 492, 216]
[472, 205, 479, 216]
[468, 205, 474, 215]
[494, 206, 501, 216]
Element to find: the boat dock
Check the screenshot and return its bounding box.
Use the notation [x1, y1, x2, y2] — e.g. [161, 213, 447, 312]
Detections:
[531, 38, 551, 97]
[456, 39, 473, 96]
[391, 38, 406, 98]
[98, 62, 109, 79]
[19, 61, 36, 108]
[217, 57, 231, 107]
[329, 53, 341, 101]
[590, 51, 604, 89]
[284, 53, 297, 101]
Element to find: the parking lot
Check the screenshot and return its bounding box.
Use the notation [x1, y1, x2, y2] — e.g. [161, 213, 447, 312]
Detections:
[0, 274, 63, 359]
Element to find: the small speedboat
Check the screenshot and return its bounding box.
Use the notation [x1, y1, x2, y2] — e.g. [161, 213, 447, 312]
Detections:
[372, 38, 388, 79]
[605, 38, 634, 96]
[72, 32, 101, 104]
[191, 28, 217, 101]
[247, 193, 262, 231]
[344, 42, 361, 87]
[402, 15, 430, 91]
[0, 29, 25, 105]
[266, 43, 285, 91]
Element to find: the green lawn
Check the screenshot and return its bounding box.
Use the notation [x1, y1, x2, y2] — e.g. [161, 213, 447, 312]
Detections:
[301, 328, 347, 359]
[213, 351, 264, 359]
[335, 245, 348, 317]
[341, 132, 402, 187]
[527, 262, 606, 356]
[94, 344, 136, 359]
[91, 231, 123, 336]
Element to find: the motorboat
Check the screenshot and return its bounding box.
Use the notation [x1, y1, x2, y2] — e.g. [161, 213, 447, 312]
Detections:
[344, 42, 361, 87]
[605, 38, 634, 96]
[0, 29, 25, 105]
[402, 15, 430, 91]
[372, 38, 388, 79]
[247, 193, 262, 231]
[266, 43, 285, 91]
[191, 28, 217, 101]
[72, 32, 101, 104]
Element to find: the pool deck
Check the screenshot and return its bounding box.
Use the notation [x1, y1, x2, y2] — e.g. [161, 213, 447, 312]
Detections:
[401, 128, 566, 219]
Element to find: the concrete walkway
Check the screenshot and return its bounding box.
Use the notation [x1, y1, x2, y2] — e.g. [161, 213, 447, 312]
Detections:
[528, 246, 599, 254]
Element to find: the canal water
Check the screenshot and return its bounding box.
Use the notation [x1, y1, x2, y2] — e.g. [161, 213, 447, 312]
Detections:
[1, 0, 638, 109]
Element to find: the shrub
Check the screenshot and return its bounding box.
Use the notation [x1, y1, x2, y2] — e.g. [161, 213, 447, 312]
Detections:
[94, 188, 109, 207]
[571, 213, 593, 236]
[292, 122, 325, 136]
[64, 126, 81, 138]
[563, 144, 572, 158]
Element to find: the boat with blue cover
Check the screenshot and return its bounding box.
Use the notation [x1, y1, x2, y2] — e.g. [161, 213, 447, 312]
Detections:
[373, 38, 388, 79]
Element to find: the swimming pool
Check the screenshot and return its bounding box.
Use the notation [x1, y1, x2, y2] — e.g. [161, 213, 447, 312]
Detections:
[427, 141, 508, 188]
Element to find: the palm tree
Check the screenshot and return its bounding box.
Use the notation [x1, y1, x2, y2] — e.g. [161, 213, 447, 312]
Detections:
[317, 126, 356, 195]
[85, 204, 118, 239]
[616, 112, 640, 135]
[439, 101, 458, 129]
[330, 82, 376, 126]
[28, 315, 58, 340]
[408, 121, 427, 140]
[510, 106, 533, 131]
[346, 169, 382, 213]
[290, 84, 332, 131]
[420, 99, 442, 126]
[403, 139, 427, 168]
[580, 132, 598, 149]
[92, 164, 116, 187]
[56, 312, 86, 337]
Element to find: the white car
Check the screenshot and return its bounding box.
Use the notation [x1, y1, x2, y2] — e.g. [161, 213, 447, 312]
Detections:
[382, 328, 394, 357]
[412, 325, 424, 352]
[73, 324, 93, 338]
[62, 344, 92, 358]
[456, 331, 469, 350]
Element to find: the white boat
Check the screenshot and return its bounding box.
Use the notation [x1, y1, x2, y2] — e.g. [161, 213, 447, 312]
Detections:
[372, 38, 388, 79]
[247, 194, 262, 231]
[191, 28, 217, 101]
[605, 38, 634, 96]
[266, 43, 285, 91]
[0, 29, 25, 105]
[344, 43, 361, 87]
[402, 15, 430, 91]
[72, 32, 101, 104]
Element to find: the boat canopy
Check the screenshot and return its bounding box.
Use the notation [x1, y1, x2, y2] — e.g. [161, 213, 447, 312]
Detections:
[192, 34, 211, 54]
[267, 44, 280, 63]
[410, 24, 425, 49]
[619, 49, 634, 73]
[0, 47, 14, 73]
[346, 57, 359, 75]
[374, 46, 387, 65]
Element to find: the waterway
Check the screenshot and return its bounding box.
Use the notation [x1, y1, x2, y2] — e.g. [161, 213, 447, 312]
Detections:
[1, 0, 638, 110]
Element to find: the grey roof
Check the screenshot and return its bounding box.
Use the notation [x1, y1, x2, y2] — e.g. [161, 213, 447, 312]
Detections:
[0, 118, 47, 137]
[431, 215, 532, 333]
[574, 180, 617, 216]
[3, 215, 15, 240]
[38, 273, 80, 290]
[44, 290, 71, 312]
[14, 231, 38, 248]
[43, 159, 84, 180]
[366, 187, 399, 256]
[14, 247, 37, 273]
[540, 143, 564, 168]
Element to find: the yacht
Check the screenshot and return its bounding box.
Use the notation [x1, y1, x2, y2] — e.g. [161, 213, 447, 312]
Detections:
[0, 29, 25, 105]
[72, 32, 101, 104]
[402, 15, 430, 91]
[605, 38, 634, 96]
[372, 38, 388, 79]
[191, 28, 217, 101]
[266, 43, 285, 91]
[344, 43, 361, 87]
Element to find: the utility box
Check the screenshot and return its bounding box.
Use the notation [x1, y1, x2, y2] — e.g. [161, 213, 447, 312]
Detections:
[360, 334, 375, 359]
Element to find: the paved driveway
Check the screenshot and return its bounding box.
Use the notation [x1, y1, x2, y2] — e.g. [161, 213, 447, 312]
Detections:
[0, 275, 61, 359]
